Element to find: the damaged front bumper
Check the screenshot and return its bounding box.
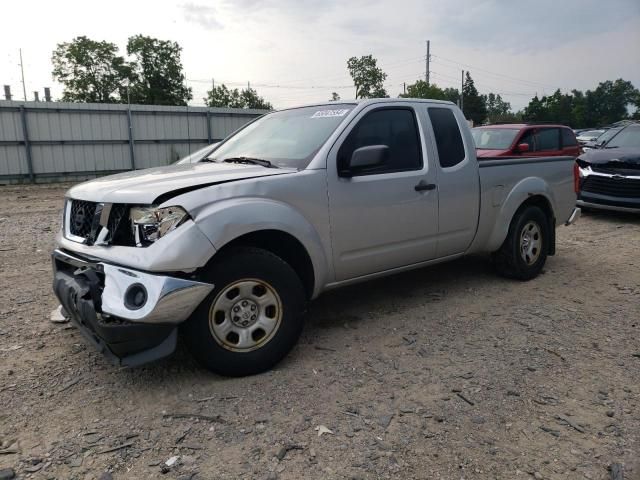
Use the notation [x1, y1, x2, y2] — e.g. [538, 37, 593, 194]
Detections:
[52, 249, 213, 366]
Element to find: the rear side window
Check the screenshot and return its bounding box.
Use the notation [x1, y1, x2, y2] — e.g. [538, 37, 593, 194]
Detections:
[537, 128, 560, 151]
[561, 128, 578, 147]
[338, 108, 422, 174]
[428, 108, 465, 168]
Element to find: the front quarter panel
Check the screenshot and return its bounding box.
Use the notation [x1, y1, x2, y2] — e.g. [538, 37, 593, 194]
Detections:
[168, 171, 332, 298]
[194, 198, 329, 297]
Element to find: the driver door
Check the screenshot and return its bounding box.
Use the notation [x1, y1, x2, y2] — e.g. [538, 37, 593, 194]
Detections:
[327, 105, 439, 281]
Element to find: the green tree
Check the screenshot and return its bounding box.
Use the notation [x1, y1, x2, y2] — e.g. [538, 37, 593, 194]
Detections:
[400, 80, 445, 100]
[204, 83, 272, 109]
[523, 89, 575, 125]
[462, 72, 487, 125]
[570, 89, 588, 127]
[52, 36, 133, 103]
[126, 35, 192, 106]
[442, 87, 461, 104]
[522, 79, 639, 128]
[204, 84, 244, 108]
[240, 87, 273, 110]
[347, 55, 388, 99]
[482, 93, 512, 123]
[585, 79, 638, 125]
[522, 95, 546, 123]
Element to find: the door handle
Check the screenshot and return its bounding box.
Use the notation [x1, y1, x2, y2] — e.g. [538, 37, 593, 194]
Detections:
[415, 182, 436, 192]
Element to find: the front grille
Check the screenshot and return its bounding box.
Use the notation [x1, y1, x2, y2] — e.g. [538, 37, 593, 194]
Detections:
[107, 204, 135, 246]
[67, 200, 134, 245]
[591, 165, 640, 176]
[582, 175, 640, 198]
[68, 200, 97, 239]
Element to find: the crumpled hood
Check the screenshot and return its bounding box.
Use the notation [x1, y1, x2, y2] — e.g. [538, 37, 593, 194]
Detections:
[578, 147, 640, 171]
[66, 162, 296, 204]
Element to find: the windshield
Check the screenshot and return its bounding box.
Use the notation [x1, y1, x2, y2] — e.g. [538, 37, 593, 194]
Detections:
[175, 143, 218, 164]
[579, 130, 604, 138]
[606, 126, 640, 148]
[207, 104, 355, 169]
[471, 128, 519, 150]
[594, 128, 622, 145]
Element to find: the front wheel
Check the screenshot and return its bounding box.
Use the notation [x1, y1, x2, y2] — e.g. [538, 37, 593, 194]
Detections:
[493, 205, 550, 281]
[183, 247, 306, 376]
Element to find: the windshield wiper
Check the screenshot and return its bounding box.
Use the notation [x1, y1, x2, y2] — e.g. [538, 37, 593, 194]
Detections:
[222, 157, 275, 168]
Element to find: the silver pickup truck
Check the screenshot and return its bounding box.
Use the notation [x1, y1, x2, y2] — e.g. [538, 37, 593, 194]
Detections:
[52, 99, 580, 376]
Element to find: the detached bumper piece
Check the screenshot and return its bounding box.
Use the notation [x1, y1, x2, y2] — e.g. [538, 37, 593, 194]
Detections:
[52, 249, 213, 367]
[565, 207, 581, 226]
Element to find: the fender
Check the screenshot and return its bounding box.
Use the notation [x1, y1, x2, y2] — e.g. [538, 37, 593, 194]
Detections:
[192, 197, 330, 298]
[484, 177, 556, 253]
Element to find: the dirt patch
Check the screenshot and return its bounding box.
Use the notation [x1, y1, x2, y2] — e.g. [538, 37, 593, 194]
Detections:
[0, 184, 638, 479]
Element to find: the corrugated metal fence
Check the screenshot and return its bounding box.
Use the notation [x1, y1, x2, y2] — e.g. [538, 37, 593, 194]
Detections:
[0, 100, 265, 183]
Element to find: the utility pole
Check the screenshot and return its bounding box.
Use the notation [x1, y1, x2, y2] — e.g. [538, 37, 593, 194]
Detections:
[403, 82, 406, 95]
[211, 78, 215, 91]
[425, 40, 430, 87]
[460, 70, 464, 112]
[19, 48, 27, 101]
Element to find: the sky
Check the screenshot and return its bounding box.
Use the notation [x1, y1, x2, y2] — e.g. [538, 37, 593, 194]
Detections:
[1, 0, 639, 112]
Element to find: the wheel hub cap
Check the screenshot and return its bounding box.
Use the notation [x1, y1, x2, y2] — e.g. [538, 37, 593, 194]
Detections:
[209, 279, 282, 352]
[231, 299, 258, 328]
[520, 221, 542, 265]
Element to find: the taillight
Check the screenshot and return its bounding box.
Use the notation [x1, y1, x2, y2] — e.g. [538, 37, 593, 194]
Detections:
[573, 162, 580, 193]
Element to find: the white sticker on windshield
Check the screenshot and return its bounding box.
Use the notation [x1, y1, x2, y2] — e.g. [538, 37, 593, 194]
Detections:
[311, 109, 350, 118]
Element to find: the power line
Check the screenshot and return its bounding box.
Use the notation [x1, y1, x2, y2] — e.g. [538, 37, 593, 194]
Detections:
[429, 71, 537, 98]
[431, 54, 562, 90]
[186, 54, 428, 95]
[266, 54, 427, 87]
[187, 79, 354, 89]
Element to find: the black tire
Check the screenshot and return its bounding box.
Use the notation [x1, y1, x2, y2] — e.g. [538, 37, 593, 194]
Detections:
[183, 247, 306, 377]
[493, 205, 549, 281]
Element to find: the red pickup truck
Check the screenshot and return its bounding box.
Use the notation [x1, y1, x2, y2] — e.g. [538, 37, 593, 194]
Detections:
[472, 124, 581, 158]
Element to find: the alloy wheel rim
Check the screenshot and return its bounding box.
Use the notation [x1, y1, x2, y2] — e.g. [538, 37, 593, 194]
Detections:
[519, 221, 542, 265]
[209, 279, 282, 352]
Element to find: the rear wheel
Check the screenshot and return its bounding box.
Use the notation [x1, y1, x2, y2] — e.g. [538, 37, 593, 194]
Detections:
[493, 205, 549, 280]
[183, 247, 306, 376]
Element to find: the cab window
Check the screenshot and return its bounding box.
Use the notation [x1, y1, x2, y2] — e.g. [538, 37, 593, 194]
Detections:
[338, 108, 422, 175]
[427, 108, 465, 168]
[537, 128, 560, 151]
[561, 128, 578, 147]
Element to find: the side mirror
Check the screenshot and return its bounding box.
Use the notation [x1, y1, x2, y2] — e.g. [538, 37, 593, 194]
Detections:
[341, 145, 389, 176]
[515, 143, 530, 153]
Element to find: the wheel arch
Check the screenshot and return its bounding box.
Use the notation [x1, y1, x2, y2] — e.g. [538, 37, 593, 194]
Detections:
[486, 178, 557, 253]
[193, 198, 330, 299]
[212, 229, 316, 299]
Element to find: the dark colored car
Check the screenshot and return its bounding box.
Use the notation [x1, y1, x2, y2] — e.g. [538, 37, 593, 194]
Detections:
[577, 124, 640, 213]
[472, 124, 581, 158]
[581, 126, 624, 151]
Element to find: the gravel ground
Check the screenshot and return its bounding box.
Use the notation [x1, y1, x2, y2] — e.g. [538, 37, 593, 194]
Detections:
[0, 184, 638, 480]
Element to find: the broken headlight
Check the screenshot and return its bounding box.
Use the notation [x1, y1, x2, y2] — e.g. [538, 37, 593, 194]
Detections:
[130, 206, 190, 246]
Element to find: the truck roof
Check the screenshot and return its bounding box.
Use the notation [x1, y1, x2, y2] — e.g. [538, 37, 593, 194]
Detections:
[277, 97, 455, 111]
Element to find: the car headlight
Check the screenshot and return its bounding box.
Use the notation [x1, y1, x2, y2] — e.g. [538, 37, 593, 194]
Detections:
[130, 206, 190, 246]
